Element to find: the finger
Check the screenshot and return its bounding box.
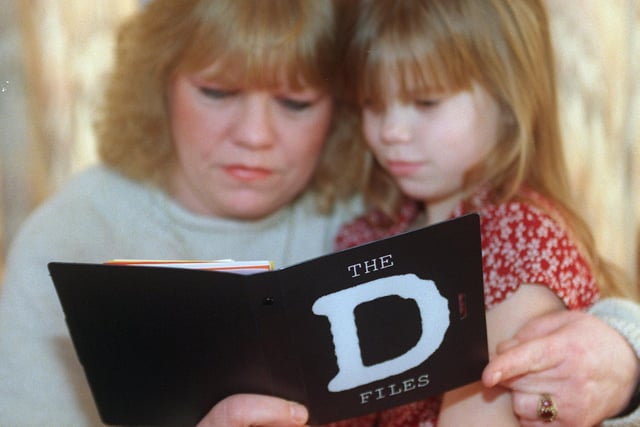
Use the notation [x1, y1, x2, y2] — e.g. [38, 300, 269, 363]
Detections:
[196, 394, 309, 427]
[482, 337, 562, 387]
[509, 311, 580, 343]
[513, 392, 561, 427]
[482, 312, 582, 388]
[494, 338, 520, 354]
[512, 391, 541, 422]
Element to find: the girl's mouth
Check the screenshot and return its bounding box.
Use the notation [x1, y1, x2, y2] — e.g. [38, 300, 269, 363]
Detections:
[386, 160, 423, 177]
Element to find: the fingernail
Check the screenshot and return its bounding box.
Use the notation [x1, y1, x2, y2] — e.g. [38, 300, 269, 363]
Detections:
[492, 371, 502, 385]
[289, 402, 308, 425]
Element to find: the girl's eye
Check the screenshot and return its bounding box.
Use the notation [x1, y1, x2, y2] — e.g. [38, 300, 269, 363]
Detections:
[278, 97, 313, 111]
[416, 98, 439, 108]
[199, 87, 236, 99]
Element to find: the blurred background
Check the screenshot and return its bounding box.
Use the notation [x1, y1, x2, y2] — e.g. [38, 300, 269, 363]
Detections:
[0, 0, 639, 290]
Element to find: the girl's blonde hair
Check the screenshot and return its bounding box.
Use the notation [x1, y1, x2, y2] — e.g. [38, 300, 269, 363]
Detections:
[96, 0, 365, 211]
[347, 0, 633, 298]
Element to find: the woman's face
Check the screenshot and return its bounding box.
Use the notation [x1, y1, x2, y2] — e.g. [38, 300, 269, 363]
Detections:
[167, 64, 332, 220]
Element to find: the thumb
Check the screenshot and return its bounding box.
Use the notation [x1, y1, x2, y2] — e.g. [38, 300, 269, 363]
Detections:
[196, 394, 309, 427]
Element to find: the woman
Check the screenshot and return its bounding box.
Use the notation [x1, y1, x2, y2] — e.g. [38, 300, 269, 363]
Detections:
[0, 1, 364, 424]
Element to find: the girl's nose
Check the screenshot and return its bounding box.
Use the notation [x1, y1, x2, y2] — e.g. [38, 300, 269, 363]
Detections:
[233, 95, 275, 149]
[380, 104, 411, 145]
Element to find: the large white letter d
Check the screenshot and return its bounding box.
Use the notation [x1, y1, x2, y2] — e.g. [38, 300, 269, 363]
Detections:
[312, 274, 449, 392]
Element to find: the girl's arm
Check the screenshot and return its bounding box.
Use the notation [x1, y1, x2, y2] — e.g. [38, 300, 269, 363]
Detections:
[482, 303, 640, 427]
[438, 284, 565, 426]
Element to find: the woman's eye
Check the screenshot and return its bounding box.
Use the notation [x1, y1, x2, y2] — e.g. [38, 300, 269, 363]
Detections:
[199, 87, 235, 99]
[361, 98, 384, 113]
[278, 98, 313, 111]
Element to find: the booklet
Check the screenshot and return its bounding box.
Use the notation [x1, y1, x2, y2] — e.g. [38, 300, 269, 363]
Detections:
[48, 213, 488, 426]
[104, 259, 274, 274]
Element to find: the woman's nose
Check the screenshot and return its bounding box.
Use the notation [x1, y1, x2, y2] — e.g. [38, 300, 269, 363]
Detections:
[233, 95, 275, 148]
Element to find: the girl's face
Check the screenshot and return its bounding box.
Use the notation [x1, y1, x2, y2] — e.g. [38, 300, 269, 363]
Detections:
[167, 64, 332, 220]
[363, 81, 502, 224]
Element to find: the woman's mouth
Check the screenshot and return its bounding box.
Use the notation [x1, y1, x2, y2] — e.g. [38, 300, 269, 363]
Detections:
[223, 165, 273, 182]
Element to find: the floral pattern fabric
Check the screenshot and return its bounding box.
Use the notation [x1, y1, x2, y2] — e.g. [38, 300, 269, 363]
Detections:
[324, 189, 599, 427]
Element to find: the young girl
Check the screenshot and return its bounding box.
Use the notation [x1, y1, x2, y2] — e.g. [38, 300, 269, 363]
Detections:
[330, 0, 628, 425]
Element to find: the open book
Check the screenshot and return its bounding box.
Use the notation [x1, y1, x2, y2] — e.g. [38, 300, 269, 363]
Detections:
[104, 259, 274, 274]
[48, 214, 488, 426]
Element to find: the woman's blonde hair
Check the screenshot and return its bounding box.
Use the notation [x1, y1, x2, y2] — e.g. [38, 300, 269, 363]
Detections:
[347, 0, 633, 298]
[96, 0, 365, 211]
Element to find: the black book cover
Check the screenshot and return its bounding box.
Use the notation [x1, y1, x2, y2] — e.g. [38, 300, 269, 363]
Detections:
[48, 213, 488, 426]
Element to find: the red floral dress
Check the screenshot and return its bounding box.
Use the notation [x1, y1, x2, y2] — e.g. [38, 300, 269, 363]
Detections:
[323, 189, 599, 427]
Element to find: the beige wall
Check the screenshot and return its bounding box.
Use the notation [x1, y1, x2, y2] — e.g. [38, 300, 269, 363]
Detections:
[0, 0, 30, 276]
[1, 0, 639, 290]
[0, 0, 137, 277]
[547, 0, 640, 284]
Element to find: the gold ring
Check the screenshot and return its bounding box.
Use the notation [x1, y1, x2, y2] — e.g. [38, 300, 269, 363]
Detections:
[538, 393, 558, 423]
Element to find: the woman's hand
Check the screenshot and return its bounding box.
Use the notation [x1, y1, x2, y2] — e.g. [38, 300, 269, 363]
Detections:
[483, 310, 639, 426]
[196, 394, 309, 427]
